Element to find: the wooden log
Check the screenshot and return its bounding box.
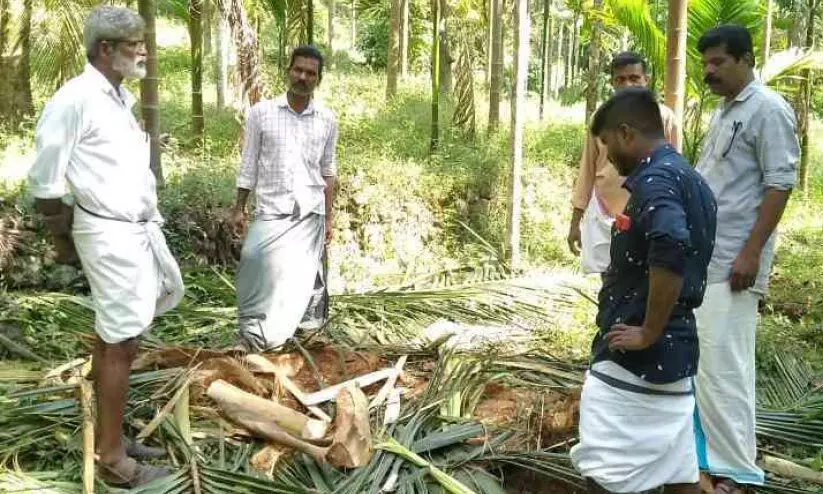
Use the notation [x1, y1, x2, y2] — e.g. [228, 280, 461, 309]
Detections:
[207, 379, 327, 440]
[763, 454, 823, 484]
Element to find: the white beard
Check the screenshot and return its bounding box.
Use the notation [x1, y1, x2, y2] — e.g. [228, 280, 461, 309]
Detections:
[113, 52, 147, 80]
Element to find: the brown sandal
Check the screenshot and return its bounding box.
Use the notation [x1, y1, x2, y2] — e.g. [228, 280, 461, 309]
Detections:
[98, 456, 173, 488]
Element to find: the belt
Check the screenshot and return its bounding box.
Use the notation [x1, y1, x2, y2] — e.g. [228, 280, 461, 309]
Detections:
[76, 202, 149, 224]
[590, 369, 694, 396]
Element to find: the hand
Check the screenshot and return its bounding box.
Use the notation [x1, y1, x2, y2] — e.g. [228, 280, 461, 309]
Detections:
[324, 216, 333, 245]
[606, 324, 656, 351]
[567, 220, 582, 256]
[230, 208, 247, 238]
[730, 248, 760, 292]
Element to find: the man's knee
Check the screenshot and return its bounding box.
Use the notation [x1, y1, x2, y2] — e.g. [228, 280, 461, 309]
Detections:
[96, 336, 139, 361]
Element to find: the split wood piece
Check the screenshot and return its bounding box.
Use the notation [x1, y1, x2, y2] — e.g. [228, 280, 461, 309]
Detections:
[137, 375, 194, 442]
[208, 381, 373, 468]
[207, 379, 327, 440]
[302, 368, 397, 406]
[78, 378, 95, 494]
[173, 383, 192, 445]
[762, 454, 823, 484]
[325, 386, 373, 468]
[383, 388, 401, 425]
[244, 354, 331, 423]
[43, 357, 86, 386]
[369, 356, 407, 409]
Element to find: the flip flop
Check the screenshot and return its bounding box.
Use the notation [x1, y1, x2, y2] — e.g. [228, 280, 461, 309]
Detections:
[98, 456, 173, 488]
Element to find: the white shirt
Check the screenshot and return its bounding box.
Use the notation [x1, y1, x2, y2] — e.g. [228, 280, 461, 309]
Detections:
[237, 94, 338, 219]
[28, 64, 159, 223]
[696, 80, 799, 293]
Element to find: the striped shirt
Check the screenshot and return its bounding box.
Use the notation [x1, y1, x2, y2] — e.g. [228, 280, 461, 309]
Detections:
[237, 94, 338, 219]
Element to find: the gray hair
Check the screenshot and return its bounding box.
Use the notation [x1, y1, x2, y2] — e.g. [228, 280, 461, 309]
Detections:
[84, 6, 145, 60]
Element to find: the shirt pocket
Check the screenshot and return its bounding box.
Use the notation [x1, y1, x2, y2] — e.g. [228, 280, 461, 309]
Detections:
[304, 129, 327, 165]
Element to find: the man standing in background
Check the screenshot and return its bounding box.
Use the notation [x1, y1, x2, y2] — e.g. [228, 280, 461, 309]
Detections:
[28, 6, 183, 487]
[232, 45, 337, 352]
[693, 25, 799, 494]
[568, 52, 680, 274]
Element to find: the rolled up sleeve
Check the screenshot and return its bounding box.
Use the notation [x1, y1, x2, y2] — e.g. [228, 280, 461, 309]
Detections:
[637, 176, 692, 276]
[757, 101, 799, 191]
[237, 105, 262, 190]
[28, 97, 81, 199]
[320, 116, 338, 177]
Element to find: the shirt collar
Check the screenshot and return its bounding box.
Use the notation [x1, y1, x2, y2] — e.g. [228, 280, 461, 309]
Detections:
[727, 79, 761, 106]
[624, 144, 676, 191]
[277, 93, 316, 116]
[82, 64, 136, 109]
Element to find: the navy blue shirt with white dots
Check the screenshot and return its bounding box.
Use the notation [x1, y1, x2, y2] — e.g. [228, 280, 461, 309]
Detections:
[592, 144, 718, 384]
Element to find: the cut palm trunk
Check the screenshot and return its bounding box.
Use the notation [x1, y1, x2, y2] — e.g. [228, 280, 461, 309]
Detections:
[244, 354, 331, 422]
[762, 455, 823, 484]
[209, 381, 372, 468]
[207, 380, 327, 440]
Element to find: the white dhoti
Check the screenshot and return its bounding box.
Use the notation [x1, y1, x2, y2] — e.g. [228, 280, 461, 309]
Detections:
[571, 361, 699, 492]
[72, 207, 185, 344]
[236, 213, 324, 351]
[580, 195, 613, 274]
[694, 282, 764, 485]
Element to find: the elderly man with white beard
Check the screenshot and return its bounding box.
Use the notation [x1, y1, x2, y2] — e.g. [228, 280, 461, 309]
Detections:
[28, 6, 183, 487]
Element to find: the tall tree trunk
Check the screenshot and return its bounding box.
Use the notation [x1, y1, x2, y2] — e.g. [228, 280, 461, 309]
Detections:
[486, 0, 492, 84]
[139, 0, 163, 183]
[18, 0, 33, 116]
[386, 0, 401, 99]
[190, 0, 205, 143]
[307, 0, 314, 44]
[430, 0, 440, 150]
[584, 0, 603, 123]
[220, 0, 265, 107]
[438, 0, 451, 94]
[789, 0, 805, 48]
[350, 0, 356, 47]
[798, 0, 817, 194]
[216, 7, 229, 108]
[203, 0, 213, 55]
[554, 17, 564, 93]
[539, 0, 552, 119]
[488, 0, 502, 132]
[664, 0, 687, 151]
[564, 21, 572, 88]
[762, 0, 773, 71]
[328, 0, 335, 64]
[507, 0, 528, 269]
[570, 12, 579, 85]
[400, 0, 409, 77]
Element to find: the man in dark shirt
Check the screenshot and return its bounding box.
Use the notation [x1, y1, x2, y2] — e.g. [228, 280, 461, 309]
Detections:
[570, 88, 717, 494]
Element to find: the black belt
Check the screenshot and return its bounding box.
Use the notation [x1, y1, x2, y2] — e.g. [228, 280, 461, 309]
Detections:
[76, 202, 148, 224]
[590, 369, 694, 396]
